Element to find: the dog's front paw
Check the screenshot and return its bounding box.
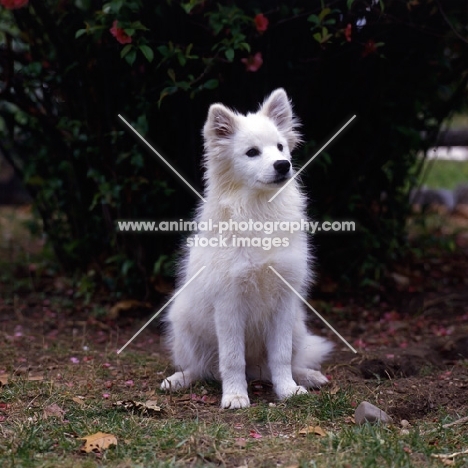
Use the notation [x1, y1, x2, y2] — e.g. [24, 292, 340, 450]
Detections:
[294, 369, 329, 388]
[221, 394, 250, 409]
[276, 384, 308, 400]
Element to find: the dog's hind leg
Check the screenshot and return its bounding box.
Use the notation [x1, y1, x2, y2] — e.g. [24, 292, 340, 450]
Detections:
[161, 294, 208, 391]
[160, 369, 195, 391]
[290, 309, 333, 389]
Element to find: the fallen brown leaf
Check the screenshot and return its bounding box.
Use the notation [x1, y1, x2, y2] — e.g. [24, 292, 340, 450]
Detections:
[43, 403, 65, 420]
[79, 432, 117, 453]
[108, 300, 152, 320]
[298, 425, 327, 437]
[113, 400, 162, 416]
[174, 395, 192, 402]
[72, 397, 85, 405]
[0, 374, 8, 386]
[201, 395, 219, 405]
[234, 438, 246, 448]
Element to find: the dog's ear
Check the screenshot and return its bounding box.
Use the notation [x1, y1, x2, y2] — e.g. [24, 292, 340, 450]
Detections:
[260, 88, 301, 149]
[204, 104, 238, 140]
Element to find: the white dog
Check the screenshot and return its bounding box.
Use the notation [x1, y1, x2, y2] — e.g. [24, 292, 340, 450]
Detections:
[161, 89, 332, 409]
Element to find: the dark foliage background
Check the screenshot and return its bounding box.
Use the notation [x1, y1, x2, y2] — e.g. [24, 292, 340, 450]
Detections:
[0, 0, 467, 297]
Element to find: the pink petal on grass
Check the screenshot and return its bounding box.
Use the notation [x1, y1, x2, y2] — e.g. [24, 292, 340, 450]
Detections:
[354, 339, 367, 349]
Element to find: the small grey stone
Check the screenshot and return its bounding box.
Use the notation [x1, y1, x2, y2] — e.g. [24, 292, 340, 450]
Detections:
[354, 401, 393, 425]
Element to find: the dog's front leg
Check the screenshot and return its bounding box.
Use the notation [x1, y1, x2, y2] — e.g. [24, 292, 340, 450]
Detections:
[267, 300, 308, 400]
[215, 305, 249, 409]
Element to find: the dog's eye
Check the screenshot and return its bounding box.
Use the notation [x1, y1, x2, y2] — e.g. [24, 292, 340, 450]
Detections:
[246, 148, 260, 157]
[277, 143, 284, 151]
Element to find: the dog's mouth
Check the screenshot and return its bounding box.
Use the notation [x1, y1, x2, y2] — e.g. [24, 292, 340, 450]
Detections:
[257, 174, 291, 186]
[269, 175, 290, 184]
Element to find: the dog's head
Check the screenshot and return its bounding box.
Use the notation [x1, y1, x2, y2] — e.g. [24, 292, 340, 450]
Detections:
[203, 89, 301, 193]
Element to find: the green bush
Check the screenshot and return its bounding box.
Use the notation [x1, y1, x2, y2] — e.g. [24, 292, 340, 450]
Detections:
[0, 0, 467, 295]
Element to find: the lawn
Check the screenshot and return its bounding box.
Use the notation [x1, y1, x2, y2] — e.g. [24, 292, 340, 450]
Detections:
[421, 159, 468, 190]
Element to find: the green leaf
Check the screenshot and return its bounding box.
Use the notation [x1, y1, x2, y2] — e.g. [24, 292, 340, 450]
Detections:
[75, 29, 87, 39]
[347, 0, 356, 9]
[203, 79, 219, 90]
[121, 259, 134, 276]
[167, 68, 176, 81]
[307, 14, 320, 25]
[225, 48, 234, 61]
[239, 42, 251, 53]
[130, 20, 148, 30]
[177, 54, 187, 66]
[157, 45, 169, 57]
[158, 86, 178, 106]
[124, 28, 135, 36]
[318, 8, 331, 21]
[110, 0, 124, 13]
[120, 44, 132, 58]
[139, 44, 154, 62]
[102, 2, 112, 14]
[125, 49, 137, 66]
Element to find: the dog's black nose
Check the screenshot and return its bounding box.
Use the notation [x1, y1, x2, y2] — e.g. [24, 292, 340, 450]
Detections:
[273, 160, 291, 175]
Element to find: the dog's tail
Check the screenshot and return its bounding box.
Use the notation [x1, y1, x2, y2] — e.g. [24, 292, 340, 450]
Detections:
[297, 334, 334, 370]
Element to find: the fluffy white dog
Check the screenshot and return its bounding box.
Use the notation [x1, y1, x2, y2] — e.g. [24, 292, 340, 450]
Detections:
[161, 89, 332, 408]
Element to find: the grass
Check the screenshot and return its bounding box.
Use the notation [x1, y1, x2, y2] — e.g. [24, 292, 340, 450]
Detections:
[421, 159, 468, 190]
[417, 111, 468, 189]
[1, 342, 468, 468]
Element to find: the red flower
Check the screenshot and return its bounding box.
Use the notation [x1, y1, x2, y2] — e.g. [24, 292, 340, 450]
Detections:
[0, 0, 28, 9]
[254, 13, 269, 33]
[110, 20, 132, 45]
[344, 23, 352, 42]
[241, 52, 263, 72]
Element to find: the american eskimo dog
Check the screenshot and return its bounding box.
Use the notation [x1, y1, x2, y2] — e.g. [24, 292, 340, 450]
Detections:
[161, 89, 332, 408]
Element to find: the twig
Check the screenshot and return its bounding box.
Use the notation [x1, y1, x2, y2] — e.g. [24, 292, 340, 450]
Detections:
[443, 416, 468, 429]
